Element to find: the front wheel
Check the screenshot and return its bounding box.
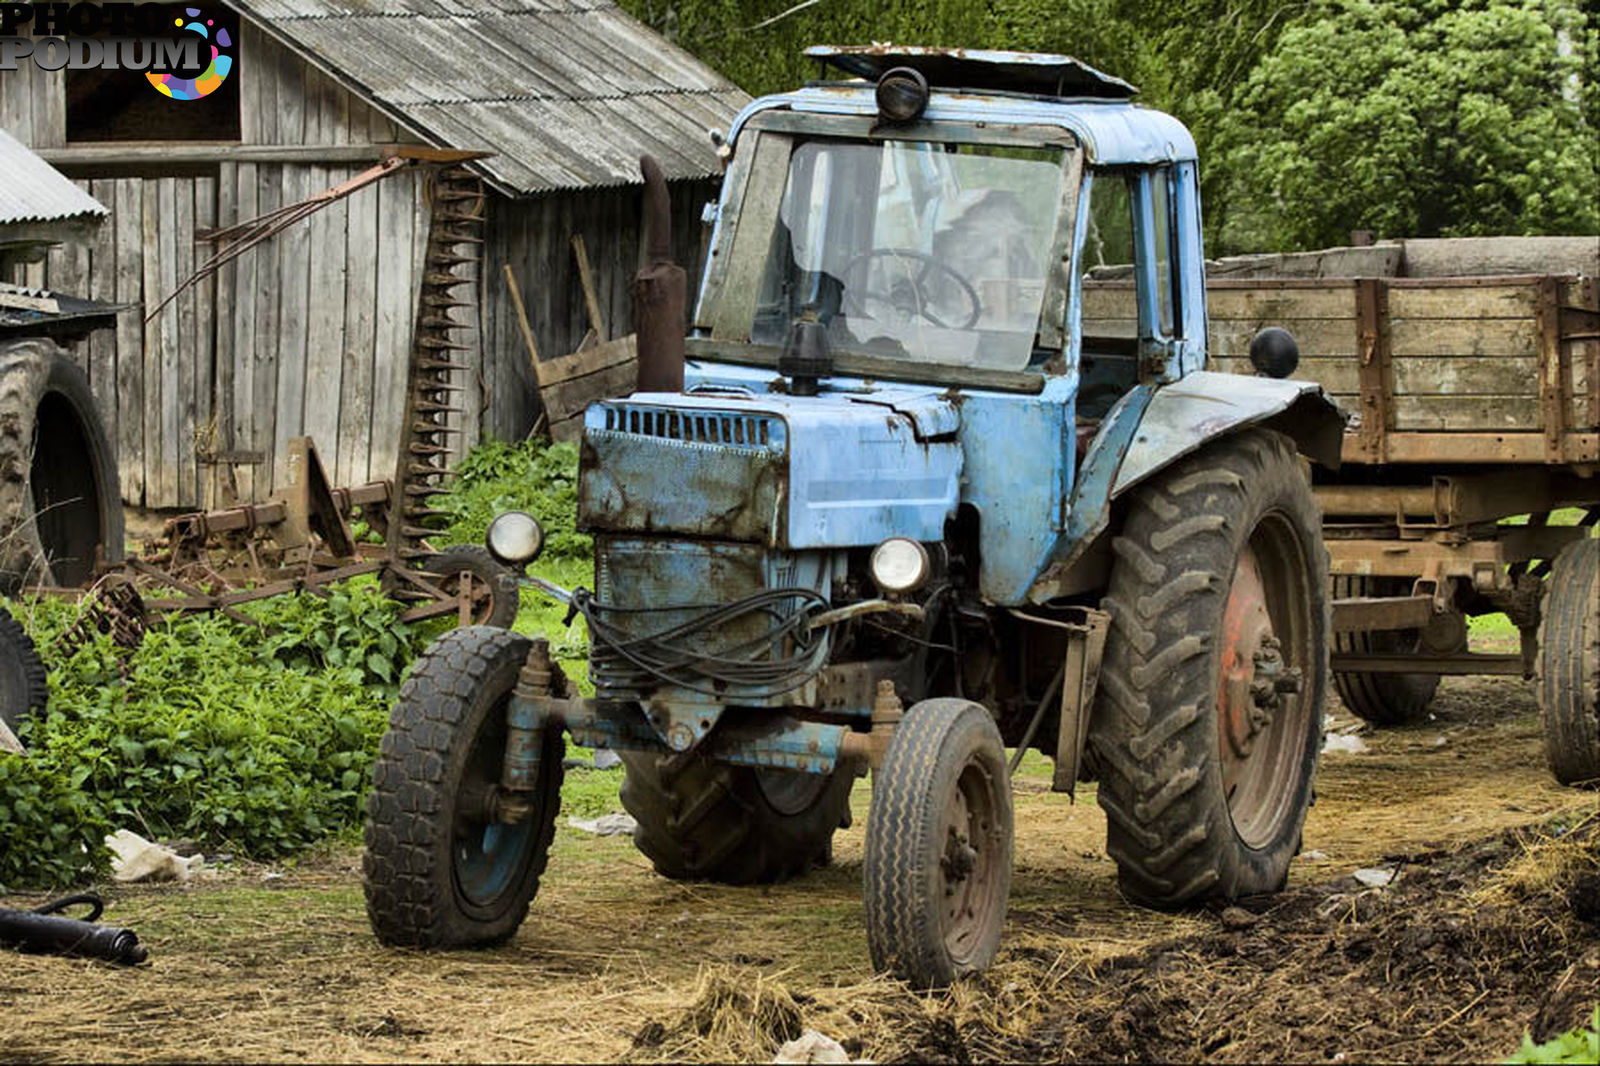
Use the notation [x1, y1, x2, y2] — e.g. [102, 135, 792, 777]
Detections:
[1093, 429, 1327, 906]
[863, 698, 1012, 989]
[363, 626, 564, 947]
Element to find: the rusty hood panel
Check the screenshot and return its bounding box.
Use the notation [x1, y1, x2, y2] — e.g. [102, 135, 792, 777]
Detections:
[578, 393, 962, 549]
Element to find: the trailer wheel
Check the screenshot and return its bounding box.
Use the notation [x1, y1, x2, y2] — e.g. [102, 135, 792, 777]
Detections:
[0, 606, 48, 735]
[425, 545, 519, 629]
[619, 751, 854, 884]
[0, 339, 124, 593]
[1094, 429, 1327, 906]
[363, 626, 563, 947]
[1537, 537, 1599, 786]
[1332, 575, 1458, 726]
[863, 698, 1012, 988]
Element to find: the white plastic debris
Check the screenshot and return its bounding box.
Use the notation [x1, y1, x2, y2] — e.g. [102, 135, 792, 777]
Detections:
[1353, 865, 1400, 888]
[1301, 849, 1330, 862]
[567, 813, 637, 836]
[592, 749, 623, 770]
[105, 829, 204, 882]
[1322, 733, 1369, 755]
[774, 1029, 852, 1065]
[0, 716, 24, 755]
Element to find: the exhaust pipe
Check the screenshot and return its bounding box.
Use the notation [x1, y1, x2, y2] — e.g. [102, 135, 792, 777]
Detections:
[634, 155, 686, 393]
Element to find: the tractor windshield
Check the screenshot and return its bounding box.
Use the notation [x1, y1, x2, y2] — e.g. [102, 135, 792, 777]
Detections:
[749, 138, 1067, 371]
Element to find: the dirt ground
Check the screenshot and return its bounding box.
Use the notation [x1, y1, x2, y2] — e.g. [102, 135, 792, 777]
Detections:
[3, 663, 1598, 1063]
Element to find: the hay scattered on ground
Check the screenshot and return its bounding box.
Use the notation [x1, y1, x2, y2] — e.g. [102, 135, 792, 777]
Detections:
[1, 675, 1594, 1064]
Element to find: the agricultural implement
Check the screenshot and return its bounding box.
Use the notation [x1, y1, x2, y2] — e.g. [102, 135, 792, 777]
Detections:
[363, 47, 1352, 988]
[2, 160, 519, 648]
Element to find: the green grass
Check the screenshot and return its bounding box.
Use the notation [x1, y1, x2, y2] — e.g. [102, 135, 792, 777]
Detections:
[1509, 1006, 1600, 1063]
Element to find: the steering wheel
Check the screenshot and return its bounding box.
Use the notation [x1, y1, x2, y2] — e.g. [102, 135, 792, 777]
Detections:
[839, 248, 982, 331]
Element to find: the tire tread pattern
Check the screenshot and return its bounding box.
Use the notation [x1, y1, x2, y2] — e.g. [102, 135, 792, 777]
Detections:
[1537, 537, 1600, 785]
[1093, 430, 1328, 906]
[363, 626, 563, 947]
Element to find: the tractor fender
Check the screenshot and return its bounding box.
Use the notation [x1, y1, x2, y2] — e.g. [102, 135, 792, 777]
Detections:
[1112, 371, 1344, 498]
[1027, 373, 1343, 603]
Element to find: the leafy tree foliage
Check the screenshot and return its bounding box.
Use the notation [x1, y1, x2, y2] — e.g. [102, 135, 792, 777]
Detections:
[619, 0, 1596, 253]
[1208, 0, 1598, 251]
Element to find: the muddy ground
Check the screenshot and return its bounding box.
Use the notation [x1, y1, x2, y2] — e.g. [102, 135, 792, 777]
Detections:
[3, 662, 1598, 1063]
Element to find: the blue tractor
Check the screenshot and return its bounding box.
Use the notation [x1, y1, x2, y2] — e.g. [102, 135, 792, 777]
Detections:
[362, 47, 1345, 988]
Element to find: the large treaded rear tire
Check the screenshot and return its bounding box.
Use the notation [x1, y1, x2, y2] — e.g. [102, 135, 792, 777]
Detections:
[0, 339, 123, 592]
[1332, 574, 1446, 726]
[619, 751, 854, 885]
[363, 626, 563, 947]
[1093, 429, 1328, 906]
[1537, 537, 1600, 786]
[863, 698, 1012, 989]
[0, 606, 47, 735]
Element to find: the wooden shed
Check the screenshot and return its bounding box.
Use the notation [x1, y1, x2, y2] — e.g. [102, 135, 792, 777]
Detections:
[2, 0, 746, 510]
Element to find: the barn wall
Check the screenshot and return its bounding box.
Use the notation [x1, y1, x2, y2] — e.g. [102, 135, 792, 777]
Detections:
[8, 24, 721, 508]
[482, 178, 718, 441]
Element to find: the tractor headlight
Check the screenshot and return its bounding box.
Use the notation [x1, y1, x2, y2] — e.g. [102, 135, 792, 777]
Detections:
[870, 537, 931, 595]
[486, 511, 545, 568]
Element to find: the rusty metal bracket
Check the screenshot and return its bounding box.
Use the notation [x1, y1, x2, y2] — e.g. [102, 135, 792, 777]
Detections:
[1353, 278, 1392, 463]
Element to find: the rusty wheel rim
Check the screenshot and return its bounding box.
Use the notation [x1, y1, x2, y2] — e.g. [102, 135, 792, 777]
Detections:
[938, 756, 1004, 965]
[1216, 512, 1313, 849]
[442, 572, 498, 625]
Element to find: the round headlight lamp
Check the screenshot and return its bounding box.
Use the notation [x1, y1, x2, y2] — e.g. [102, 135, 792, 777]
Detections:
[875, 67, 929, 124]
[870, 537, 931, 595]
[486, 511, 545, 568]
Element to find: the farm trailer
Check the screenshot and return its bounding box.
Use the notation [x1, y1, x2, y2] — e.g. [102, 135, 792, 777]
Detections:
[1101, 261, 1598, 784]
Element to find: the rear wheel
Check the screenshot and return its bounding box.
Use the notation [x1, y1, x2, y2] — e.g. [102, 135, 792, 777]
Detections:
[1332, 574, 1461, 726]
[1094, 429, 1327, 905]
[363, 626, 563, 947]
[1537, 538, 1600, 786]
[863, 698, 1012, 988]
[620, 752, 854, 884]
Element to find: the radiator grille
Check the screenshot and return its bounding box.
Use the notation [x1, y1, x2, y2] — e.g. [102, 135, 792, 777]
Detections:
[599, 404, 779, 450]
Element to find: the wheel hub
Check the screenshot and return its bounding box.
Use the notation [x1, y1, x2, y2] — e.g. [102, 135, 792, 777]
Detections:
[1219, 546, 1276, 760]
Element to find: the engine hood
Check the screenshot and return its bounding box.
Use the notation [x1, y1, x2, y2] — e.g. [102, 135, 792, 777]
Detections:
[577, 392, 962, 548]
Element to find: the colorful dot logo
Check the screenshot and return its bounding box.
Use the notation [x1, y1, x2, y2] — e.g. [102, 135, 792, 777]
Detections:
[147, 8, 233, 101]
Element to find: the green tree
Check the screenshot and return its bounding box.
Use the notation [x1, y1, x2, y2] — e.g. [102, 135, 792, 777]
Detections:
[1208, 0, 1598, 252]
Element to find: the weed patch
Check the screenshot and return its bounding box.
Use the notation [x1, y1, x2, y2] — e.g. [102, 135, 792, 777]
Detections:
[1, 439, 597, 891]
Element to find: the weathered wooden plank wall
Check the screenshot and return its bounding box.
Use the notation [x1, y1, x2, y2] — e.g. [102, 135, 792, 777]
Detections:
[1083, 279, 1597, 433]
[7, 25, 721, 508]
[482, 178, 717, 442]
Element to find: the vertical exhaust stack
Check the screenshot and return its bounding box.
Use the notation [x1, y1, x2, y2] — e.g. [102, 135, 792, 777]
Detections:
[634, 155, 686, 393]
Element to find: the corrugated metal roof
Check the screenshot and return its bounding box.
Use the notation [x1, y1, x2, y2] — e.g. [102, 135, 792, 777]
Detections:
[231, 0, 749, 195]
[0, 128, 109, 226]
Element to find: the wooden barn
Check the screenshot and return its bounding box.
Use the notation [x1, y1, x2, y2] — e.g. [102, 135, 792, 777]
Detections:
[1, 0, 746, 510]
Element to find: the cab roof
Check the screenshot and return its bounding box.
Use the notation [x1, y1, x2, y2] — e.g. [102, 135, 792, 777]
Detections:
[804, 45, 1138, 101]
[728, 46, 1196, 167]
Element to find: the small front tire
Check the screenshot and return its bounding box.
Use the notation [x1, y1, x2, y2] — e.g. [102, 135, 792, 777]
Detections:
[363, 626, 563, 947]
[863, 698, 1012, 989]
